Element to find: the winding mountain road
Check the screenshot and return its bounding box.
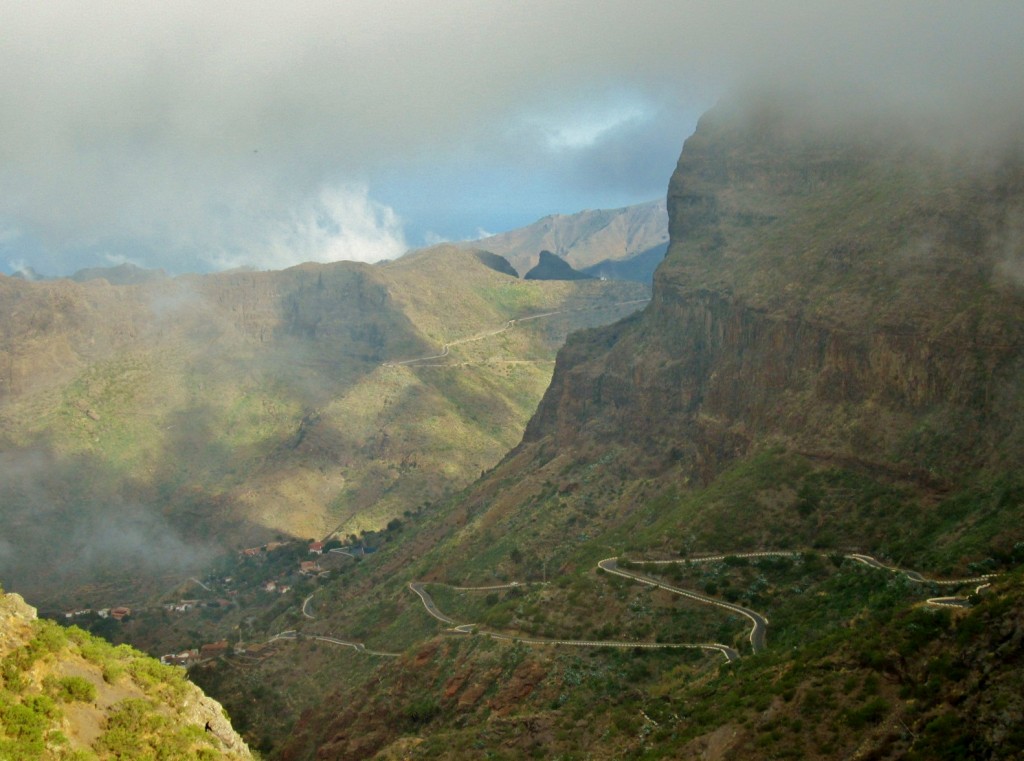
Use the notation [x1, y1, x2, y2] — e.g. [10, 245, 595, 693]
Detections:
[408, 582, 459, 627]
[408, 581, 737, 661]
[598, 558, 768, 653]
[844, 553, 995, 587]
[302, 593, 316, 619]
[303, 634, 400, 657]
[926, 582, 992, 608]
[266, 629, 399, 657]
[255, 547, 995, 669]
[407, 550, 995, 664]
[385, 298, 651, 368]
[632, 550, 994, 615]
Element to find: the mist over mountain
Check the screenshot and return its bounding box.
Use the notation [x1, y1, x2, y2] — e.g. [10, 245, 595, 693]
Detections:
[3, 3, 1024, 755]
[0, 247, 647, 608]
[70, 262, 169, 285]
[4, 61, 1024, 757]
[196, 94, 1024, 759]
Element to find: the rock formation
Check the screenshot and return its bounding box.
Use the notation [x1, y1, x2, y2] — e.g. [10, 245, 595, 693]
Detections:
[524, 250, 594, 281]
[522, 99, 1024, 486]
[0, 590, 252, 758]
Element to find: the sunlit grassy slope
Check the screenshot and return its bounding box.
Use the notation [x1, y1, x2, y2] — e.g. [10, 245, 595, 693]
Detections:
[0, 246, 648, 605]
[196, 101, 1024, 760]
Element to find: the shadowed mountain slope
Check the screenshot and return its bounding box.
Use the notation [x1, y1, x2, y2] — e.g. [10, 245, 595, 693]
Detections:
[523, 250, 594, 281]
[222, 99, 1024, 760]
[581, 240, 669, 283]
[0, 246, 647, 608]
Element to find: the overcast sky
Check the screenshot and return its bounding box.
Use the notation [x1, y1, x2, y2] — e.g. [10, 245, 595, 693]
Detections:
[2, 1, 1022, 276]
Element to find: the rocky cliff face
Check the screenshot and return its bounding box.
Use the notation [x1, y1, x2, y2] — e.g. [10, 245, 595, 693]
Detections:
[223, 100, 1024, 761]
[523, 101, 1024, 485]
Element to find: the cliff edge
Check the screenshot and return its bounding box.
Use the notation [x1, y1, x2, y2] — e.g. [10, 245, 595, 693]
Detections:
[0, 589, 252, 759]
[523, 99, 1024, 486]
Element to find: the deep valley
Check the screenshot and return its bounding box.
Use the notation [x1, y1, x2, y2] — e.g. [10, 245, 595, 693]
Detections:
[4, 93, 1024, 760]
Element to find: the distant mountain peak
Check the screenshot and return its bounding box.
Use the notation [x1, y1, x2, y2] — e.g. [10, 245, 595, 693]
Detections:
[523, 250, 593, 281]
[466, 199, 667, 277]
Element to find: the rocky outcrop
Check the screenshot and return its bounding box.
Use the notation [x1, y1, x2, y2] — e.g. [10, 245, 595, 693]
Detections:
[521, 100, 1024, 484]
[0, 591, 252, 758]
[524, 250, 594, 281]
[473, 251, 519, 278]
[0, 592, 37, 657]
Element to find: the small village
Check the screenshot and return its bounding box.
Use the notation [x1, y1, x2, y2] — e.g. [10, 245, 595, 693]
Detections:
[64, 605, 132, 622]
[56, 534, 381, 669]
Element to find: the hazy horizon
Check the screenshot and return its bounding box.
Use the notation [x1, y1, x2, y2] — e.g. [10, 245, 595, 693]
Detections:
[2, 1, 1021, 277]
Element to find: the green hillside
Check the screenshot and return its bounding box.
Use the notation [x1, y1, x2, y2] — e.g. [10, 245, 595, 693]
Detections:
[184, 99, 1024, 759]
[0, 589, 252, 759]
[0, 247, 648, 609]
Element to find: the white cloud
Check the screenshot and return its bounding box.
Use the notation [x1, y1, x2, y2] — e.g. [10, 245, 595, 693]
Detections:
[211, 185, 408, 271]
[0, 1, 1021, 275]
[423, 231, 450, 246]
[102, 252, 144, 268]
[7, 258, 31, 277]
[532, 101, 653, 151]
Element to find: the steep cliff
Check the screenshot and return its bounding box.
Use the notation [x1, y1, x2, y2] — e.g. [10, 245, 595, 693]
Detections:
[204, 100, 1024, 760]
[523, 100, 1024, 486]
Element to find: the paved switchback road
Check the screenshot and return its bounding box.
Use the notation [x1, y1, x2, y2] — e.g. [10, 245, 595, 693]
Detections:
[408, 582, 459, 626]
[392, 550, 997, 667]
[844, 553, 996, 587]
[408, 579, 740, 662]
[598, 558, 768, 654]
[385, 299, 651, 368]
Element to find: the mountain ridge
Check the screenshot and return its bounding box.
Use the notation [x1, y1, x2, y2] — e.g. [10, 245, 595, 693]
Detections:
[465, 199, 668, 278]
[0, 246, 648, 608]
[6, 96, 1024, 760]
[231, 98, 1024, 760]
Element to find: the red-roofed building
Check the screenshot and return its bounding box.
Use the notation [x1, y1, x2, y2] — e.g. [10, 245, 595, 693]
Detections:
[200, 640, 230, 660]
[308, 541, 325, 555]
